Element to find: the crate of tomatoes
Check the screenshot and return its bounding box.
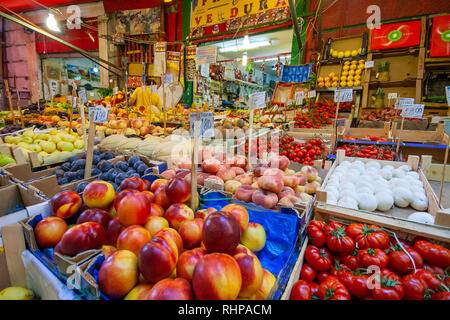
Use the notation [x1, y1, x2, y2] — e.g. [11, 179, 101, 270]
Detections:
[279, 136, 330, 166]
[335, 143, 403, 161]
[283, 218, 450, 300]
[291, 102, 352, 130]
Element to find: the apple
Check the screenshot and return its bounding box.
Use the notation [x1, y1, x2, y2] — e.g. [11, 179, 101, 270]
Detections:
[113, 189, 139, 211]
[116, 193, 151, 227]
[166, 177, 191, 203]
[147, 278, 193, 300]
[176, 248, 206, 282]
[140, 190, 154, 203]
[35, 217, 68, 248]
[234, 253, 264, 298]
[164, 203, 194, 231]
[153, 185, 173, 210]
[124, 284, 154, 300]
[192, 253, 242, 300]
[221, 204, 249, 234]
[252, 189, 278, 209]
[203, 211, 240, 254]
[179, 218, 204, 249]
[255, 269, 276, 300]
[194, 207, 217, 220]
[139, 236, 179, 283]
[234, 185, 256, 203]
[105, 217, 125, 246]
[59, 222, 106, 256]
[76, 208, 111, 228]
[83, 181, 115, 209]
[201, 158, 222, 174]
[119, 177, 146, 192]
[98, 250, 139, 299]
[154, 228, 183, 254]
[144, 216, 169, 237]
[150, 179, 168, 193]
[50, 190, 82, 219]
[117, 225, 151, 256]
[240, 223, 266, 252]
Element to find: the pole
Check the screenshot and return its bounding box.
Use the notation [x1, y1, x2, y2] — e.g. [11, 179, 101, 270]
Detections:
[288, 0, 303, 55]
[16, 89, 24, 129]
[396, 116, 405, 155]
[439, 141, 449, 207]
[84, 111, 96, 179]
[4, 80, 16, 124]
[161, 61, 167, 137]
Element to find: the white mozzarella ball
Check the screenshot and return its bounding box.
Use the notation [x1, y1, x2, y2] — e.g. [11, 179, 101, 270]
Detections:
[376, 192, 394, 211]
[365, 161, 381, 170]
[379, 169, 393, 180]
[399, 164, 412, 172]
[358, 193, 378, 211]
[408, 212, 434, 224]
[406, 171, 420, 180]
[393, 187, 413, 207]
[392, 168, 406, 178]
[382, 165, 395, 171]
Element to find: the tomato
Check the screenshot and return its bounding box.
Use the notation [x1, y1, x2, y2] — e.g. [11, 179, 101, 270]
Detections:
[323, 221, 343, 237]
[330, 261, 350, 278]
[318, 279, 351, 300]
[402, 269, 442, 300]
[316, 271, 331, 283]
[339, 270, 371, 298]
[388, 238, 412, 250]
[431, 291, 450, 300]
[306, 224, 325, 247]
[340, 249, 361, 270]
[309, 282, 320, 298]
[290, 280, 311, 300]
[359, 248, 389, 268]
[345, 223, 390, 249]
[388, 245, 423, 274]
[309, 220, 325, 230]
[372, 270, 405, 300]
[422, 264, 444, 276]
[413, 240, 450, 268]
[325, 226, 355, 253]
[300, 264, 317, 282]
[305, 245, 333, 271]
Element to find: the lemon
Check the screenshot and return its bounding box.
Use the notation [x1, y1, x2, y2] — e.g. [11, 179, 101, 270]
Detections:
[354, 80, 361, 86]
[355, 69, 362, 75]
[324, 76, 330, 83]
[341, 76, 347, 82]
[358, 63, 365, 70]
[354, 75, 361, 81]
[318, 82, 325, 88]
[0, 287, 34, 300]
[318, 77, 324, 82]
[359, 59, 365, 64]
[17, 142, 29, 150]
[49, 128, 58, 135]
[332, 51, 339, 58]
[325, 82, 331, 87]
[332, 76, 338, 82]
[348, 69, 355, 76]
[343, 65, 350, 71]
[344, 50, 351, 57]
[342, 71, 349, 77]
[351, 50, 358, 56]
[347, 80, 354, 87]
[337, 51, 344, 58]
[42, 141, 57, 153]
[331, 81, 338, 87]
[340, 81, 347, 87]
[74, 140, 85, 149]
[329, 72, 336, 78]
[358, 48, 362, 54]
[347, 75, 354, 82]
[344, 61, 351, 66]
[350, 64, 357, 70]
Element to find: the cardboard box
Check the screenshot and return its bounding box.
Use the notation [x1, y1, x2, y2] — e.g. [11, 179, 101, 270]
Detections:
[3, 162, 55, 183]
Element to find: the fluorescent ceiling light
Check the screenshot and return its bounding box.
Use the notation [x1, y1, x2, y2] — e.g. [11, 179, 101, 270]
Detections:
[242, 52, 248, 66]
[93, 67, 99, 73]
[46, 13, 60, 32]
[253, 56, 291, 63]
[219, 40, 271, 53]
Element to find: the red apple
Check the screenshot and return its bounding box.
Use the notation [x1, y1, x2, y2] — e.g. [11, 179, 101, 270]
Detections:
[35, 217, 68, 248]
[179, 218, 204, 249]
[139, 236, 178, 283]
[117, 225, 151, 256]
[165, 177, 191, 203]
[150, 179, 168, 193]
[221, 204, 249, 234]
[119, 177, 146, 192]
[203, 211, 240, 254]
[192, 253, 242, 300]
[148, 278, 193, 300]
[105, 217, 125, 246]
[76, 208, 111, 228]
[234, 253, 264, 298]
[164, 203, 194, 231]
[59, 222, 106, 256]
[176, 248, 206, 282]
[50, 190, 82, 219]
[117, 193, 151, 227]
[240, 222, 266, 252]
[113, 189, 139, 211]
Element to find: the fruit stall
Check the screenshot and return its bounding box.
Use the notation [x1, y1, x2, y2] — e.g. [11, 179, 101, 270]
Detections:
[0, 0, 449, 304]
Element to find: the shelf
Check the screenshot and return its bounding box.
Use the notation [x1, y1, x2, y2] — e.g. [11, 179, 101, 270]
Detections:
[368, 79, 417, 89]
[423, 102, 450, 108]
[316, 86, 363, 92]
[319, 55, 367, 65]
[369, 47, 420, 58]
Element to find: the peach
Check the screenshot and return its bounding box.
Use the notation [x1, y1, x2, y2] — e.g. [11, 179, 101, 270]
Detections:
[258, 175, 283, 193]
[98, 250, 139, 299]
[231, 155, 247, 169]
[177, 158, 192, 170]
[199, 148, 213, 162]
[251, 181, 259, 189]
[284, 169, 295, 176]
[268, 155, 290, 171]
[154, 228, 183, 254]
[139, 236, 178, 283]
[105, 217, 125, 246]
[76, 208, 111, 228]
[221, 204, 249, 234]
[50, 190, 82, 219]
[176, 248, 207, 282]
[277, 186, 295, 199]
[301, 166, 319, 182]
[234, 253, 264, 298]
[224, 180, 241, 194]
[35, 217, 68, 248]
[150, 179, 168, 193]
[204, 175, 224, 186]
[124, 283, 154, 300]
[201, 158, 222, 174]
[101, 245, 117, 259]
[263, 168, 284, 180]
[119, 177, 146, 192]
[117, 193, 151, 227]
[216, 168, 236, 182]
[192, 253, 242, 300]
[141, 190, 154, 203]
[145, 216, 169, 237]
[153, 185, 173, 210]
[139, 127, 150, 136]
[147, 278, 193, 300]
[161, 169, 177, 180]
[83, 181, 115, 209]
[234, 185, 256, 203]
[231, 167, 245, 176]
[295, 173, 308, 186]
[253, 164, 268, 177]
[195, 207, 217, 220]
[179, 218, 204, 249]
[232, 244, 256, 257]
[166, 177, 191, 203]
[278, 195, 301, 207]
[305, 182, 320, 194]
[59, 222, 106, 256]
[283, 175, 300, 188]
[255, 269, 276, 300]
[148, 203, 164, 217]
[241, 222, 266, 252]
[164, 203, 194, 231]
[143, 179, 152, 191]
[113, 189, 139, 212]
[203, 211, 240, 254]
[252, 189, 278, 209]
[117, 225, 151, 256]
[234, 174, 253, 185]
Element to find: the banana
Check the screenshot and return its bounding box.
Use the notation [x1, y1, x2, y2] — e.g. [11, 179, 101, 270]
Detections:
[0, 287, 35, 300]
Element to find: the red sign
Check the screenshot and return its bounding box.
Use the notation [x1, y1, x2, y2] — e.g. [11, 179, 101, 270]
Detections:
[371, 20, 421, 51]
[430, 15, 450, 57]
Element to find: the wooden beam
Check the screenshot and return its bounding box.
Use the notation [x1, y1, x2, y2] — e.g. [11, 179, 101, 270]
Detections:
[97, 15, 109, 88]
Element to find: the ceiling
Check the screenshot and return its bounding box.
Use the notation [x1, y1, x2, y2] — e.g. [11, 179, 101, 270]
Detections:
[0, 0, 96, 12]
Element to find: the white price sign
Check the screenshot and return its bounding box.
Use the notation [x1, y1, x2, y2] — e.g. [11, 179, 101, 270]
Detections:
[163, 72, 174, 84]
[446, 86, 450, 107]
[250, 92, 266, 110]
[190, 111, 214, 138]
[336, 118, 346, 127]
[334, 89, 353, 102]
[308, 90, 316, 98]
[397, 98, 414, 109]
[365, 60, 375, 68]
[295, 90, 305, 105]
[78, 89, 87, 103]
[72, 96, 77, 107]
[90, 91, 95, 98]
[388, 92, 398, 100]
[88, 107, 109, 124]
[402, 104, 424, 119]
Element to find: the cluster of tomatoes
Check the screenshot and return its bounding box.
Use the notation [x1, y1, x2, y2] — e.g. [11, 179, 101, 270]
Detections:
[342, 134, 388, 142]
[336, 144, 399, 161]
[279, 136, 327, 166]
[290, 220, 450, 300]
[293, 102, 351, 129]
[237, 135, 280, 159]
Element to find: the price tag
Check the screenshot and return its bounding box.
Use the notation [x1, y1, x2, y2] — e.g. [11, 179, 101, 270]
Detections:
[72, 96, 77, 107]
[295, 90, 305, 105]
[250, 92, 266, 110]
[190, 111, 214, 138]
[388, 92, 398, 100]
[214, 114, 226, 120]
[88, 107, 109, 124]
[90, 91, 95, 98]
[302, 108, 309, 113]
[336, 118, 346, 127]
[286, 99, 293, 106]
[308, 90, 316, 98]
[72, 82, 77, 91]
[365, 61, 375, 68]
[446, 86, 450, 106]
[280, 92, 287, 103]
[163, 72, 174, 84]
[113, 87, 118, 95]
[334, 89, 353, 102]
[397, 98, 415, 109]
[78, 89, 87, 103]
[402, 104, 424, 119]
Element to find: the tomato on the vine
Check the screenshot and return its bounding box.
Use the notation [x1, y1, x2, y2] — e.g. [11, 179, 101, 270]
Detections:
[305, 245, 333, 272]
[345, 223, 390, 249]
[325, 226, 355, 253]
[387, 244, 423, 274]
[318, 278, 351, 300]
[359, 248, 389, 268]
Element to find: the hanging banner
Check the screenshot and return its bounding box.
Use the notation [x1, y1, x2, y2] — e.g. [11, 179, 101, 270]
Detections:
[153, 42, 167, 77]
[429, 15, 450, 58]
[371, 20, 421, 51]
[167, 51, 181, 82]
[196, 47, 217, 65]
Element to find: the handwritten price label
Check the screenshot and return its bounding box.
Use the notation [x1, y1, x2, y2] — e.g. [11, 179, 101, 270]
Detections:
[334, 89, 353, 102]
[88, 107, 109, 124]
[402, 104, 424, 119]
[365, 60, 375, 68]
[388, 92, 398, 100]
[78, 89, 87, 103]
[295, 90, 305, 105]
[336, 118, 347, 127]
[163, 72, 174, 84]
[250, 92, 266, 110]
[190, 111, 214, 138]
[308, 90, 316, 98]
[397, 98, 415, 109]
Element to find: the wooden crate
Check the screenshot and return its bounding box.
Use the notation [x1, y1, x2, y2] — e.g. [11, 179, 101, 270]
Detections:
[421, 155, 450, 184]
[315, 151, 450, 242]
[393, 123, 448, 144]
[323, 34, 369, 61]
[339, 121, 392, 140]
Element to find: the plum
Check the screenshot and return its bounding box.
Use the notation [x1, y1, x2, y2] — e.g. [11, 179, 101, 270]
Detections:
[92, 155, 101, 165]
[115, 161, 129, 172]
[98, 160, 114, 173]
[55, 169, 65, 178]
[137, 164, 148, 176]
[71, 159, 87, 171]
[128, 156, 140, 167]
[103, 152, 115, 160]
[115, 172, 128, 185]
[61, 162, 72, 172]
[133, 161, 146, 170]
[76, 181, 90, 194]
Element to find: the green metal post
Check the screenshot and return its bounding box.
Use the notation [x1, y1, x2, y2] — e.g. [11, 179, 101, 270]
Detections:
[181, 0, 193, 107]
